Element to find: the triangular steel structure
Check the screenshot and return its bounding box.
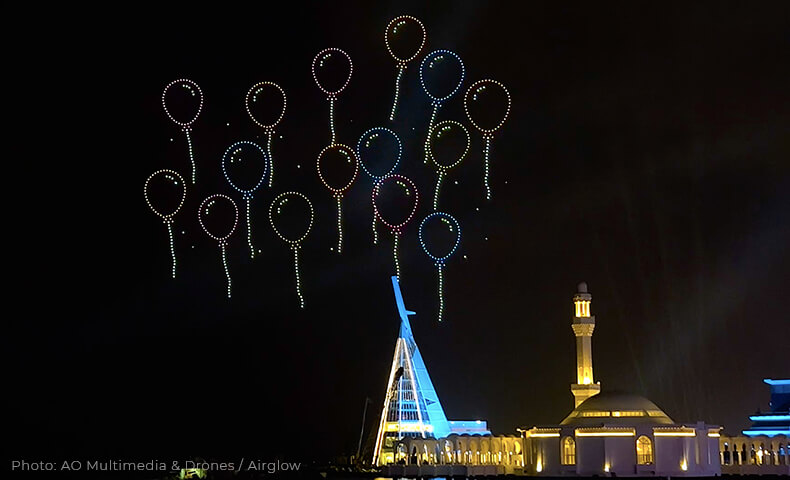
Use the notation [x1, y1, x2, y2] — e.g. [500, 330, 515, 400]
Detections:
[372, 276, 451, 466]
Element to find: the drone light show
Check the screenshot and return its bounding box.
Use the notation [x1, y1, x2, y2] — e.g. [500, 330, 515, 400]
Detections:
[162, 79, 203, 184]
[312, 48, 353, 144]
[221, 141, 269, 259]
[245, 81, 286, 188]
[143, 169, 186, 278]
[198, 194, 239, 298]
[464, 79, 511, 200]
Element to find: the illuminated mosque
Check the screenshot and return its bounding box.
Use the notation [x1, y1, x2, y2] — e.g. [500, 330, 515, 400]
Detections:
[374, 279, 787, 476]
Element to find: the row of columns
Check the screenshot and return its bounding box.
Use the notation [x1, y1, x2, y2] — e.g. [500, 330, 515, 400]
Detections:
[721, 437, 788, 466]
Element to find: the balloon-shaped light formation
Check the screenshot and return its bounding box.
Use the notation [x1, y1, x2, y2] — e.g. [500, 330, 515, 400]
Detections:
[245, 81, 286, 187]
[221, 141, 269, 259]
[317, 144, 359, 254]
[384, 15, 427, 121]
[312, 48, 353, 144]
[198, 194, 239, 298]
[357, 127, 402, 244]
[162, 79, 203, 184]
[372, 174, 419, 280]
[419, 50, 465, 163]
[269, 192, 314, 309]
[464, 79, 511, 200]
[418, 212, 461, 322]
[144, 169, 186, 278]
[427, 120, 470, 210]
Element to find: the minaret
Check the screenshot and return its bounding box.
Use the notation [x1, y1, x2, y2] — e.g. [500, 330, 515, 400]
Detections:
[570, 281, 601, 407]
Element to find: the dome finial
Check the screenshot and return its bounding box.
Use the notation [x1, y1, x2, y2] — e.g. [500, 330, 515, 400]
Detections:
[577, 281, 588, 293]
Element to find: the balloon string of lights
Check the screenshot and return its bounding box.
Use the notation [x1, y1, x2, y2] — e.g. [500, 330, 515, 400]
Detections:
[393, 231, 401, 280]
[198, 194, 239, 299]
[335, 195, 344, 253]
[433, 172, 444, 211]
[292, 245, 305, 308]
[317, 144, 359, 255]
[483, 134, 492, 200]
[245, 196, 255, 259]
[464, 79, 511, 201]
[329, 96, 336, 144]
[221, 242, 231, 298]
[144, 169, 186, 279]
[162, 79, 203, 185]
[389, 65, 405, 121]
[245, 81, 286, 189]
[165, 220, 176, 278]
[419, 212, 461, 322]
[424, 102, 439, 164]
[372, 216, 379, 245]
[266, 131, 274, 188]
[269, 192, 314, 309]
[184, 127, 196, 184]
[437, 263, 445, 322]
[385, 15, 426, 121]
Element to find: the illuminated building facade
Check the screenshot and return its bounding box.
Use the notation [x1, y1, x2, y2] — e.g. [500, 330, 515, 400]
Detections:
[521, 392, 721, 476]
[381, 281, 725, 476]
[372, 276, 490, 466]
[520, 283, 721, 476]
[719, 378, 789, 474]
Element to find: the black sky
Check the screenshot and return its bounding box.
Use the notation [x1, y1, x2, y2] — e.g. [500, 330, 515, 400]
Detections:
[10, 0, 790, 464]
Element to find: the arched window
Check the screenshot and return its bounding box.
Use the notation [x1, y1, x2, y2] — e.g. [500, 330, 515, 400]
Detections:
[562, 436, 576, 465]
[636, 436, 653, 465]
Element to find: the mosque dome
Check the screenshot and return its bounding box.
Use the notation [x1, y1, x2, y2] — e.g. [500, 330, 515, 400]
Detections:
[560, 391, 675, 426]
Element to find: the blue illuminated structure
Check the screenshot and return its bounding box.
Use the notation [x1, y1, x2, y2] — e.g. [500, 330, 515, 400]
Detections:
[742, 378, 790, 437]
[373, 276, 488, 465]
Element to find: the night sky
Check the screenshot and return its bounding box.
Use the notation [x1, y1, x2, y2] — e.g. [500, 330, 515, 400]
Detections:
[11, 0, 789, 464]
